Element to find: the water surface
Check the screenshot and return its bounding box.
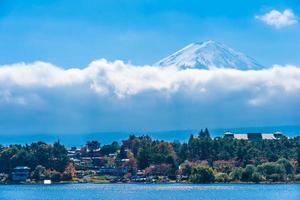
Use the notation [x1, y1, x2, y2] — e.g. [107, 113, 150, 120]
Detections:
[0, 184, 299, 200]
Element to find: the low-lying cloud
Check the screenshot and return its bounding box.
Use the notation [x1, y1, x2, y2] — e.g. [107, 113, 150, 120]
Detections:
[1, 60, 300, 134]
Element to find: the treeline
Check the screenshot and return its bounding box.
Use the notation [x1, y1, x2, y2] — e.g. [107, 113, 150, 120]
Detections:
[117, 130, 300, 183]
[0, 129, 300, 183]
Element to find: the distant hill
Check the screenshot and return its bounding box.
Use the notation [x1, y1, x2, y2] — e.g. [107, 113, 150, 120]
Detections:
[0, 125, 299, 147]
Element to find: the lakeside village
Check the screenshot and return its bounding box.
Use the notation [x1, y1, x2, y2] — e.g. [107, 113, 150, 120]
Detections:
[0, 129, 300, 184]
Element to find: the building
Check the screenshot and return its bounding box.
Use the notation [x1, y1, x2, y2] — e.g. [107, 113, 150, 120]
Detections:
[11, 166, 30, 182]
[224, 131, 284, 141]
[97, 166, 128, 176]
[44, 179, 51, 184]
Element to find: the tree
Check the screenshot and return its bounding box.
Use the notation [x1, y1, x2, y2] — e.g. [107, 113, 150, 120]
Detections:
[30, 142, 51, 169]
[199, 128, 210, 138]
[297, 147, 300, 165]
[198, 130, 204, 138]
[276, 158, 294, 174]
[297, 147, 300, 173]
[86, 140, 101, 157]
[10, 149, 33, 169]
[252, 172, 264, 183]
[178, 161, 193, 176]
[118, 145, 128, 159]
[31, 165, 47, 181]
[137, 146, 152, 169]
[229, 168, 243, 181]
[257, 162, 286, 182]
[204, 128, 210, 138]
[189, 166, 215, 183]
[47, 170, 61, 182]
[62, 162, 76, 181]
[100, 141, 120, 156]
[51, 141, 68, 172]
[241, 165, 256, 182]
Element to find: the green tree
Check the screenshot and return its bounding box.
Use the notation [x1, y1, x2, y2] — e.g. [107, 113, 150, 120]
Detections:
[229, 168, 243, 181]
[241, 165, 256, 182]
[276, 158, 294, 174]
[100, 141, 120, 156]
[86, 140, 101, 157]
[51, 141, 68, 172]
[137, 146, 152, 169]
[257, 162, 286, 182]
[189, 166, 215, 183]
[252, 172, 264, 183]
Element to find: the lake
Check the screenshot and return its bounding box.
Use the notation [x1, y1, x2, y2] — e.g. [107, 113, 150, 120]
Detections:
[0, 184, 299, 200]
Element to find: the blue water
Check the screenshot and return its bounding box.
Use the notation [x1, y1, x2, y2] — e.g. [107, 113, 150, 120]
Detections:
[0, 184, 299, 200]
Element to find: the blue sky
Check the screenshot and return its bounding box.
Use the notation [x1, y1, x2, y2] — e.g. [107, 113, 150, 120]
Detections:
[0, 0, 300, 67]
[0, 0, 300, 135]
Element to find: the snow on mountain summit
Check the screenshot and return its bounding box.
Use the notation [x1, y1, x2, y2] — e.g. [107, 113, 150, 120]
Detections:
[155, 40, 263, 70]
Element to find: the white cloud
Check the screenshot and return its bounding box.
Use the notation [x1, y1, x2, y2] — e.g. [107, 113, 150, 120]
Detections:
[1, 60, 300, 103]
[1, 60, 300, 133]
[256, 9, 298, 28]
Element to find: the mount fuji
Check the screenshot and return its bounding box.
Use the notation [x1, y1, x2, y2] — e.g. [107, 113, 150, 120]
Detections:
[155, 40, 264, 70]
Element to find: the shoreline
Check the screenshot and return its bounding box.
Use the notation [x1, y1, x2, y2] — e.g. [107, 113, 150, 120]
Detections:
[1, 134, 299, 186]
[1, 181, 300, 185]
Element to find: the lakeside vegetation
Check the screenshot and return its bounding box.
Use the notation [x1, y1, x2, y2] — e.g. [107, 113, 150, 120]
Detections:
[0, 129, 300, 184]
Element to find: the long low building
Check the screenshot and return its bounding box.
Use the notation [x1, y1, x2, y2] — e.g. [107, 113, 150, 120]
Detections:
[11, 166, 30, 182]
[223, 132, 284, 141]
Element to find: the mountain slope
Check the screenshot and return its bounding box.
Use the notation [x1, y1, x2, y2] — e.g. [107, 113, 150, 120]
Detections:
[155, 40, 263, 70]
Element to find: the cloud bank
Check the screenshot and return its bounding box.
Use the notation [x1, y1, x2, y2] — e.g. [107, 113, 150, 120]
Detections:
[1, 60, 300, 134]
[256, 9, 298, 28]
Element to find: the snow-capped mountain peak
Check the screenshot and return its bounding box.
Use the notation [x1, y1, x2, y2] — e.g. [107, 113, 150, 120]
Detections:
[155, 40, 263, 70]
